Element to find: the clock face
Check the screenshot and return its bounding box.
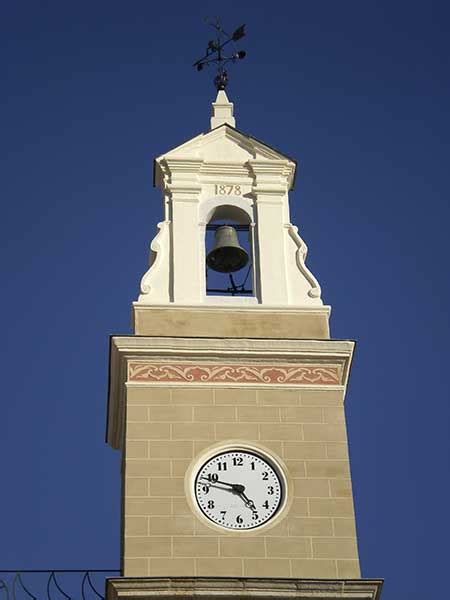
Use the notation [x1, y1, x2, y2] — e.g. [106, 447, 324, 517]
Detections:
[194, 449, 284, 530]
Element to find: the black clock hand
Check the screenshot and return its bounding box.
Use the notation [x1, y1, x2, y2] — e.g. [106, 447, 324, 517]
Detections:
[200, 477, 257, 513]
[239, 490, 257, 513]
[200, 477, 245, 494]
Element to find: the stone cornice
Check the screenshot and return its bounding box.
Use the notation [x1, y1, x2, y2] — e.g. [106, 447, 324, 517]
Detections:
[253, 189, 286, 199]
[167, 183, 202, 198]
[107, 577, 383, 600]
[160, 159, 294, 187]
[154, 128, 297, 190]
[111, 335, 350, 356]
[248, 159, 292, 172]
[132, 304, 331, 314]
[248, 159, 295, 188]
[198, 161, 251, 178]
[163, 158, 204, 173]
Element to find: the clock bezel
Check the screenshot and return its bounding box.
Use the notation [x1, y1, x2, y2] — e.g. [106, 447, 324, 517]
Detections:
[185, 440, 292, 534]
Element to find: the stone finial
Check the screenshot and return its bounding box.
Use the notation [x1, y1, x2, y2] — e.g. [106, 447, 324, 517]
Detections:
[210, 90, 236, 129]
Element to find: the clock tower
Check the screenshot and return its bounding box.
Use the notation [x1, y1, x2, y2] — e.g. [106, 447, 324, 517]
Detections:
[106, 90, 383, 600]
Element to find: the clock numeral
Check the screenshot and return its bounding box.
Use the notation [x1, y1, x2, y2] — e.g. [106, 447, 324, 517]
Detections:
[236, 514, 243, 524]
[251, 512, 259, 520]
[232, 456, 243, 466]
[217, 461, 228, 471]
[262, 471, 268, 480]
[262, 500, 269, 509]
[206, 473, 218, 482]
[251, 461, 255, 470]
[267, 486, 274, 495]
[202, 485, 209, 494]
[207, 500, 215, 509]
[220, 510, 227, 520]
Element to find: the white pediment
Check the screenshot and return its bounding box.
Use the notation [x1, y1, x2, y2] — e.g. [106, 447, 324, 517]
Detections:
[155, 124, 295, 166]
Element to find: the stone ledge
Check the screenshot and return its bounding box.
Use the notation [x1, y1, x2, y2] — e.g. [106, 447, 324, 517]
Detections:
[106, 577, 383, 600]
[132, 305, 331, 340]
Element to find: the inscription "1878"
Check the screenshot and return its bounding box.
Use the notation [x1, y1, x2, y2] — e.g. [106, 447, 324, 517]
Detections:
[215, 184, 242, 195]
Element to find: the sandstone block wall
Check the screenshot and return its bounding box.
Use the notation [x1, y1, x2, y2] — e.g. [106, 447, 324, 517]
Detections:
[122, 386, 360, 579]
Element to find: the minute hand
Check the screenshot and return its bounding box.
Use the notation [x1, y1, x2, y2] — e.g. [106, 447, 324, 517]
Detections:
[238, 490, 257, 512]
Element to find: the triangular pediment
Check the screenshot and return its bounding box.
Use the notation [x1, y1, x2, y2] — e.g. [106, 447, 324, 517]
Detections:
[155, 124, 296, 164]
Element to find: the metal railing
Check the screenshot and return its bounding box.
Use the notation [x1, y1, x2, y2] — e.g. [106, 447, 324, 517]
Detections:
[0, 570, 120, 600]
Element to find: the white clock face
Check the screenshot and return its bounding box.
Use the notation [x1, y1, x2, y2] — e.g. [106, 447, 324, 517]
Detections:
[194, 449, 284, 530]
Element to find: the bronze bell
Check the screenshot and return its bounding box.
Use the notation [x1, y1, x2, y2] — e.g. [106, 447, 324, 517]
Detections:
[206, 225, 249, 273]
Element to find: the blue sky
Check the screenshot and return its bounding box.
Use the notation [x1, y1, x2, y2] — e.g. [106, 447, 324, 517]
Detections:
[1, 2, 449, 599]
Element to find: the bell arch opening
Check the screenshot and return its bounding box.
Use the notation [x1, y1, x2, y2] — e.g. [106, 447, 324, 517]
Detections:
[204, 204, 255, 300]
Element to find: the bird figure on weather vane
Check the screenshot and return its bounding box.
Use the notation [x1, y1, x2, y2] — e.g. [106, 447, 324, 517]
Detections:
[193, 18, 246, 91]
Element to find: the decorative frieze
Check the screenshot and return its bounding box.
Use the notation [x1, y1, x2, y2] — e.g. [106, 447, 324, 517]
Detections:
[128, 361, 342, 386]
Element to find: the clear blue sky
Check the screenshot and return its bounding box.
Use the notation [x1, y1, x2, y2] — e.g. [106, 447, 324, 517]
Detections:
[1, 2, 449, 599]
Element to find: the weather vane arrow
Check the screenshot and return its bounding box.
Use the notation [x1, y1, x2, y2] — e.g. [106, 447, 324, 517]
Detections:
[193, 18, 246, 90]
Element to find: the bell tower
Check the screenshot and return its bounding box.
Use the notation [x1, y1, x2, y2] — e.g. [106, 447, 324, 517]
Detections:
[135, 88, 324, 314]
[106, 88, 383, 600]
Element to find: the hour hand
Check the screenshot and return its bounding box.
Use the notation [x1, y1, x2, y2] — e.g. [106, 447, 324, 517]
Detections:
[200, 477, 245, 494]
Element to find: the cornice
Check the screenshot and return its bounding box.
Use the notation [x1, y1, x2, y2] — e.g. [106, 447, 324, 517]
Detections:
[131, 303, 331, 314]
[107, 577, 383, 600]
[111, 335, 353, 357]
[198, 162, 251, 178]
[252, 188, 287, 198]
[167, 183, 202, 197]
[162, 157, 204, 174]
[248, 159, 295, 188]
[154, 129, 297, 190]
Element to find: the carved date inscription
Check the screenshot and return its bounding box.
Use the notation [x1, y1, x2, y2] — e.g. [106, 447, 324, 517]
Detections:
[215, 184, 242, 195]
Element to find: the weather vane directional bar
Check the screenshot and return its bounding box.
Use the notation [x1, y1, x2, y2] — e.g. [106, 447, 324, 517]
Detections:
[193, 18, 246, 91]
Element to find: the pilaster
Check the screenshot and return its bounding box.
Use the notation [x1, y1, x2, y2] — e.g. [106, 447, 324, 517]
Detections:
[165, 159, 202, 304]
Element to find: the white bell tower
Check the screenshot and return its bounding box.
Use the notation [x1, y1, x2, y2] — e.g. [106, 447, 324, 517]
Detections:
[136, 90, 325, 316]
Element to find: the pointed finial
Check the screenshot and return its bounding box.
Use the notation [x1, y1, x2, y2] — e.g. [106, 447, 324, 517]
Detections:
[210, 89, 236, 129]
[193, 18, 246, 91]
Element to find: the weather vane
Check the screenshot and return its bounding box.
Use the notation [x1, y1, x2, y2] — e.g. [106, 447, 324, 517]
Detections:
[193, 18, 246, 91]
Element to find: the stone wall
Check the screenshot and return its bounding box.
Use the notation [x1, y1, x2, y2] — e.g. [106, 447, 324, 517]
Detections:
[122, 385, 359, 579]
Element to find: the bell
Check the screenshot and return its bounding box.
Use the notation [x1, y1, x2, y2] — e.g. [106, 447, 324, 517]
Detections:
[206, 225, 249, 273]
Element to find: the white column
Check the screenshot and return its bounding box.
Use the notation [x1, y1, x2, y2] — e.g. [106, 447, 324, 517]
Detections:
[255, 192, 290, 305]
[170, 186, 202, 304]
[250, 161, 291, 305]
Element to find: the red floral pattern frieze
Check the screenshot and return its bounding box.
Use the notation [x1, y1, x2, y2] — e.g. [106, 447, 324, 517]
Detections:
[128, 362, 342, 385]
